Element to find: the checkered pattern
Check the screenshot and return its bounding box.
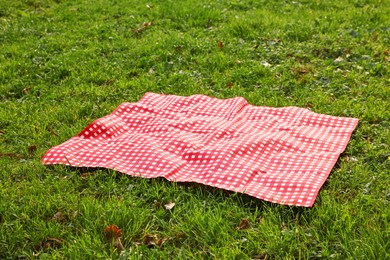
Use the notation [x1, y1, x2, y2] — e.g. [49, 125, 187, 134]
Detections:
[42, 92, 359, 207]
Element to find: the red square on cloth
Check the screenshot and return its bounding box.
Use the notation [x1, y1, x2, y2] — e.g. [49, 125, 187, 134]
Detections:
[42, 92, 359, 207]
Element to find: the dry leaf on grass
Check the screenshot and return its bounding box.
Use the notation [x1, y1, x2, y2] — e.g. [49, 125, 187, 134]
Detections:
[274, 38, 281, 43]
[104, 224, 124, 251]
[28, 145, 37, 154]
[142, 234, 158, 246]
[52, 211, 66, 222]
[164, 202, 175, 210]
[51, 210, 78, 223]
[22, 86, 32, 94]
[71, 210, 78, 220]
[34, 237, 63, 251]
[142, 234, 168, 247]
[133, 20, 154, 36]
[143, 21, 153, 27]
[217, 40, 223, 49]
[236, 218, 250, 230]
[344, 156, 358, 162]
[260, 60, 271, 67]
[104, 224, 122, 239]
[80, 171, 95, 179]
[103, 79, 114, 86]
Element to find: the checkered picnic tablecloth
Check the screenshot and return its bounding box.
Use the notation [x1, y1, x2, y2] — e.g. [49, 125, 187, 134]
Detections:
[42, 92, 359, 207]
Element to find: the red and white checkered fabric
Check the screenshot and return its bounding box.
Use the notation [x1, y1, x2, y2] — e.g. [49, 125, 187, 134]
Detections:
[42, 92, 359, 207]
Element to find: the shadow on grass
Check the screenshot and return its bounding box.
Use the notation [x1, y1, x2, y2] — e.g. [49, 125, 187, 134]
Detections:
[45, 164, 309, 216]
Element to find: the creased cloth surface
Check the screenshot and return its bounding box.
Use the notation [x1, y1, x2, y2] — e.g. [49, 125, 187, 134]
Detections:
[42, 92, 359, 207]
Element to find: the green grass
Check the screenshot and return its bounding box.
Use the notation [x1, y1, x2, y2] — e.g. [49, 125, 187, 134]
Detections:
[0, 0, 389, 258]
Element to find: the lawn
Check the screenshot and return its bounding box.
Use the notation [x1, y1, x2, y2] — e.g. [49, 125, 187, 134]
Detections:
[0, 0, 389, 258]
